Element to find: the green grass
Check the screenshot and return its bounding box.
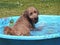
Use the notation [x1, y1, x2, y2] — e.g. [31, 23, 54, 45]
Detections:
[0, 0, 60, 18]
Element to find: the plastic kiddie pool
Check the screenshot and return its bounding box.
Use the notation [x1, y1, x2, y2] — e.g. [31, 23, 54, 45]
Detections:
[0, 15, 60, 45]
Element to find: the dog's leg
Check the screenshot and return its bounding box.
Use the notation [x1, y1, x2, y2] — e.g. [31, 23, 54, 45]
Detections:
[4, 26, 15, 35]
[4, 26, 11, 34]
[4, 26, 22, 35]
[32, 25, 45, 31]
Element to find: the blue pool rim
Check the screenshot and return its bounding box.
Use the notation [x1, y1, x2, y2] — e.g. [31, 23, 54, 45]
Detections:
[0, 15, 60, 40]
[0, 33, 60, 40]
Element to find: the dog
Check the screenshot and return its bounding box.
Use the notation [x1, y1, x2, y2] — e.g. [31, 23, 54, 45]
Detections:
[4, 7, 39, 36]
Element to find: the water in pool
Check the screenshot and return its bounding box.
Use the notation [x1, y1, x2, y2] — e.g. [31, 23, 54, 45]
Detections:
[0, 15, 60, 36]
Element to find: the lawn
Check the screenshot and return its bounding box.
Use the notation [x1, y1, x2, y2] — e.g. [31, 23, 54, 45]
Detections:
[0, 0, 60, 18]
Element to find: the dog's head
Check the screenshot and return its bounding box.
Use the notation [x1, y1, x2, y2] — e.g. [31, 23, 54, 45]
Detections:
[23, 7, 39, 24]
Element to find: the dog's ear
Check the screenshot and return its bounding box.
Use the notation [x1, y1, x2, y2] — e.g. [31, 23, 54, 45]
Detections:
[23, 10, 29, 17]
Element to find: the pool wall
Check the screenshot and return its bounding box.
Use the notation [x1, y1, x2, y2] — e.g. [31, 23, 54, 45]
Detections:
[0, 15, 60, 45]
[0, 37, 60, 45]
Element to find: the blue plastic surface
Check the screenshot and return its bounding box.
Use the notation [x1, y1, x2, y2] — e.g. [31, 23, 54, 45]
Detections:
[0, 15, 60, 40]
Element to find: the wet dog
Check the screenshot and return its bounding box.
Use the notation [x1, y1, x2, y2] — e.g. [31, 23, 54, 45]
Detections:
[4, 7, 39, 36]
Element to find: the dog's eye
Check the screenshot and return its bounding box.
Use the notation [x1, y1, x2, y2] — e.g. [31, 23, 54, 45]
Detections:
[30, 12, 33, 15]
[34, 11, 36, 13]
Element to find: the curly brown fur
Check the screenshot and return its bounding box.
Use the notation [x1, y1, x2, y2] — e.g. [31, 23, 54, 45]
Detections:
[4, 7, 39, 36]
